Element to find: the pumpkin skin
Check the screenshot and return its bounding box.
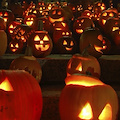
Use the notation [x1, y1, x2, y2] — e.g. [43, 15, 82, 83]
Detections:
[79, 28, 104, 58]
[0, 70, 42, 120]
[0, 30, 7, 56]
[0, 16, 6, 30]
[59, 74, 119, 120]
[66, 53, 101, 78]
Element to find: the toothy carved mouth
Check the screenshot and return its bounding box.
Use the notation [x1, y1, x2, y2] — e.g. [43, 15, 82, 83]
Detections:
[49, 17, 64, 23]
[112, 27, 119, 31]
[26, 21, 33, 26]
[35, 44, 49, 51]
[94, 45, 103, 53]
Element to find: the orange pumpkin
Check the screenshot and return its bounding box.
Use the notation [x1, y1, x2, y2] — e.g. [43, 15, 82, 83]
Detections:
[59, 74, 119, 120]
[0, 70, 42, 120]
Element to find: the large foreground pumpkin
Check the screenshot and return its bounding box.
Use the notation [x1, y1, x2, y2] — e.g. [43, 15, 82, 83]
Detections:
[59, 74, 119, 120]
[0, 70, 42, 120]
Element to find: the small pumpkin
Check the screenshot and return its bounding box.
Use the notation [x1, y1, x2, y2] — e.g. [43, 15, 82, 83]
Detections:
[0, 70, 42, 120]
[59, 74, 119, 120]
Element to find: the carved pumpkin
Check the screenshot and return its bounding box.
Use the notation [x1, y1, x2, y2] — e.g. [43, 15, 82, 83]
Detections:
[80, 28, 105, 58]
[9, 46, 42, 83]
[59, 74, 119, 120]
[53, 27, 72, 44]
[48, 6, 66, 23]
[12, 24, 33, 43]
[0, 30, 7, 56]
[66, 53, 101, 78]
[9, 39, 24, 54]
[0, 70, 42, 120]
[8, 21, 21, 36]
[104, 17, 120, 38]
[0, 9, 15, 26]
[99, 8, 118, 29]
[23, 14, 38, 30]
[27, 30, 53, 58]
[73, 16, 95, 35]
[55, 36, 76, 54]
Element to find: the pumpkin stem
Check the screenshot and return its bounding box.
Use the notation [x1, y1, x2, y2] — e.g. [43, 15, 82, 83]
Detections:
[82, 44, 92, 56]
[38, 20, 43, 31]
[25, 46, 33, 56]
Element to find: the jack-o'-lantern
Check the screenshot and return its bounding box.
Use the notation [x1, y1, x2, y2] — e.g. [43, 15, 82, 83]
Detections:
[0, 9, 15, 25]
[8, 21, 21, 36]
[81, 10, 92, 18]
[73, 16, 95, 35]
[104, 17, 120, 37]
[27, 30, 53, 57]
[99, 8, 119, 29]
[93, 1, 106, 14]
[9, 39, 23, 54]
[48, 6, 66, 23]
[80, 28, 105, 58]
[59, 74, 119, 120]
[53, 28, 72, 44]
[66, 52, 101, 78]
[0, 70, 42, 120]
[55, 36, 76, 54]
[23, 14, 38, 30]
[0, 30, 7, 56]
[0, 16, 6, 30]
[9, 46, 42, 83]
[12, 24, 33, 43]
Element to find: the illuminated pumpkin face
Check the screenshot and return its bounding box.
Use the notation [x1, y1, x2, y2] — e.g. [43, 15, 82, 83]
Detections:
[99, 8, 118, 29]
[81, 10, 92, 18]
[55, 36, 76, 54]
[93, 1, 106, 14]
[28, 31, 53, 57]
[48, 7, 65, 23]
[66, 53, 101, 78]
[80, 28, 105, 58]
[73, 16, 95, 35]
[8, 21, 21, 36]
[0, 9, 15, 25]
[104, 17, 120, 36]
[53, 29, 72, 44]
[9, 39, 23, 54]
[23, 15, 38, 30]
[0, 70, 42, 120]
[59, 74, 119, 120]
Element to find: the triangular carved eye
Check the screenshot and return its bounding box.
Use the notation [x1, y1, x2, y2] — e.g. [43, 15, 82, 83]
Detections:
[0, 78, 14, 91]
[76, 62, 82, 71]
[99, 103, 112, 120]
[34, 35, 40, 41]
[78, 102, 93, 119]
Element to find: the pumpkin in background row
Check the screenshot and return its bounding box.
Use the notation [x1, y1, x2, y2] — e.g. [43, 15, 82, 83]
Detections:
[27, 30, 53, 58]
[59, 74, 119, 120]
[9, 46, 42, 83]
[0, 30, 7, 56]
[0, 70, 42, 120]
[0, 16, 6, 30]
[66, 53, 101, 78]
[80, 28, 105, 58]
